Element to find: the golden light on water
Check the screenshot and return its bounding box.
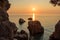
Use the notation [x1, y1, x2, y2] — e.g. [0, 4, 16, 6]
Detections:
[32, 8, 36, 21]
[33, 13, 35, 21]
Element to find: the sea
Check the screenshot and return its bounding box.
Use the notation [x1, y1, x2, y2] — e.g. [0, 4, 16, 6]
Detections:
[9, 14, 60, 40]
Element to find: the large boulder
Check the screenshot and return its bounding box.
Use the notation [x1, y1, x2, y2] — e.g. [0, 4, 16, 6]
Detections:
[28, 21, 44, 37]
[49, 20, 60, 40]
[0, 0, 18, 40]
[0, 0, 10, 21]
[19, 18, 25, 25]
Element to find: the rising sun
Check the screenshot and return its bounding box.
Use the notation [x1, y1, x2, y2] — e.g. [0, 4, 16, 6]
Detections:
[32, 8, 35, 11]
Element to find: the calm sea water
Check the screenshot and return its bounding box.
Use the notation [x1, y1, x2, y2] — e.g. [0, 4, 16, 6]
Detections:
[9, 14, 60, 40]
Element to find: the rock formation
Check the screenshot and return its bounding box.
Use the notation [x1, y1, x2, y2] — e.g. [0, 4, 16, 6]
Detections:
[19, 18, 25, 25]
[0, 0, 10, 11]
[0, 37, 9, 40]
[0, 0, 18, 40]
[4, 0, 11, 11]
[28, 21, 44, 40]
[28, 18, 32, 21]
[49, 20, 60, 40]
[15, 30, 28, 40]
[0, 9, 9, 21]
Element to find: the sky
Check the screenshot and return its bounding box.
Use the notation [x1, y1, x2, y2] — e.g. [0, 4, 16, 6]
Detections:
[8, 0, 60, 15]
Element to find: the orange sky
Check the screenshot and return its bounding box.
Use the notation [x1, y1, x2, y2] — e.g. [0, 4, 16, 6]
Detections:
[8, 0, 60, 15]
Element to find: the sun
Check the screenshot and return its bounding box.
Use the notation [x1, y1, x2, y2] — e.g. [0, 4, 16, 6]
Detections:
[32, 8, 35, 11]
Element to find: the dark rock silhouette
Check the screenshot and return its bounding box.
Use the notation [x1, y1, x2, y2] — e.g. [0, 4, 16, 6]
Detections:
[15, 30, 28, 40]
[19, 18, 25, 25]
[28, 21, 44, 40]
[0, 0, 18, 40]
[0, 0, 10, 11]
[0, 20, 17, 40]
[0, 9, 9, 21]
[0, 37, 9, 40]
[4, 0, 11, 11]
[50, 0, 60, 6]
[49, 20, 60, 40]
[28, 18, 32, 21]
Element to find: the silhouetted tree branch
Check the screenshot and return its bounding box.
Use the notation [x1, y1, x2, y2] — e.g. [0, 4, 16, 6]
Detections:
[50, 0, 60, 6]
